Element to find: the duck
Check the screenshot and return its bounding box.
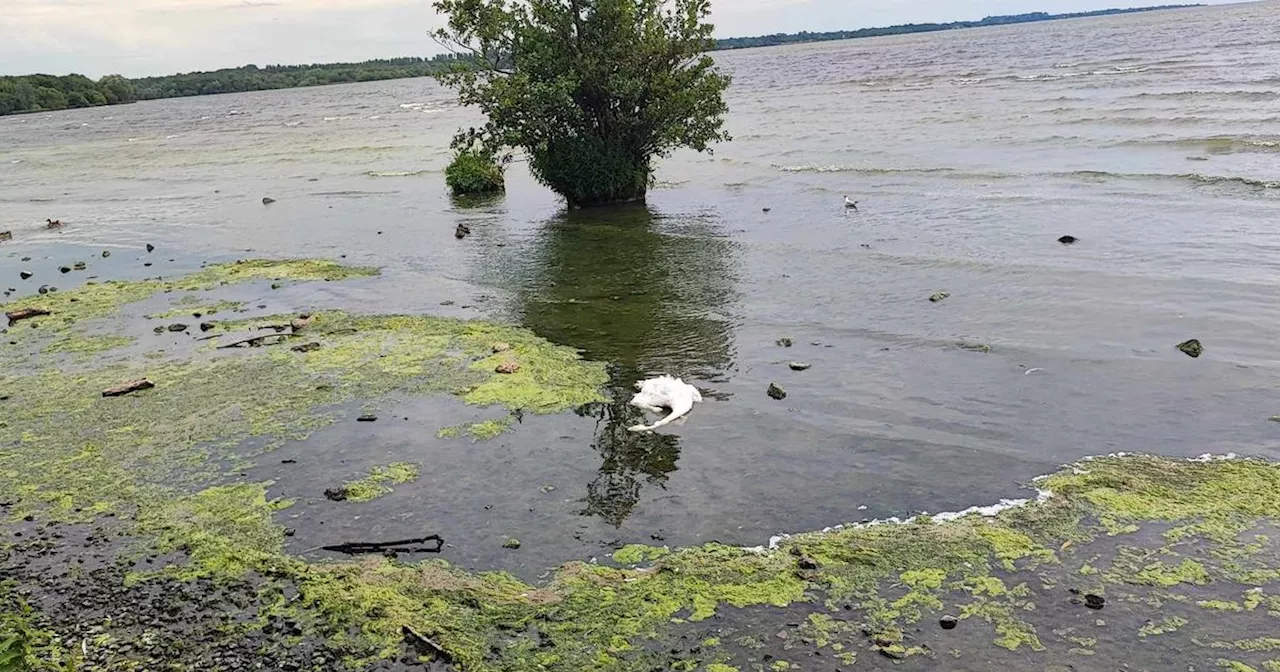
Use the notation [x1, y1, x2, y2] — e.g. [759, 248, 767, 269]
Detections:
[843, 196, 858, 210]
[45, 218, 62, 229]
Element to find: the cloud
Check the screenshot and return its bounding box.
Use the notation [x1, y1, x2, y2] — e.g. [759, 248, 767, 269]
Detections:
[0, 0, 1236, 78]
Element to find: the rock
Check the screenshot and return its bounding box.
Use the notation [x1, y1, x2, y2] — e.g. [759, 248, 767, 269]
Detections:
[788, 362, 811, 371]
[1177, 339, 1203, 358]
[37, 285, 50, 295]
[1058, 235, 1078, 244]
[262, 197, 276, 205]
[323, 487, 348, 502]
[797, 556, 818, 570]
[199, 322, 216, 332]
[939, 615, 958, 630]
[762, 207, 771, 212]
[146, 243, 155, 253]
[496, 361, 521, 374]
[503, 537, 521, 549]
[0, 231, 11, 242]
[59, 266, 71, 274]
[19, 271, 32, 280]
[455, 224, 471, 239]
[291, 342, 321, 353]
[153, 326, 165, 334]
[102, 250, 110, 258]
[102, 379, 154, 397]
[1084, 594, 1105, 610]
[290, 315, 314, 332]
[73, 262, 86, 271]
[356, 414, 377, 422]
[491, 342, 512, 353]
[776, 337, 793, 347]
[928, 291, 950, 303]
[767, 382, 787, 400]
[440, 300, 455, 306]
[271, 283, 282, 290]
[144, 262, 152, 267]
[167, 323, 188, 333]
[1270, 415, 1280, 423]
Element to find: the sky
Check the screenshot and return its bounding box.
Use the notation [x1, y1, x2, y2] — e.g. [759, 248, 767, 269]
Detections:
[0, 0, 1237, 78]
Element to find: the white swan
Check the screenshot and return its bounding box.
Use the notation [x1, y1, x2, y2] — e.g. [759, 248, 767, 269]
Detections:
[627, 375, 703, 432]
[844, 196, 859, 210]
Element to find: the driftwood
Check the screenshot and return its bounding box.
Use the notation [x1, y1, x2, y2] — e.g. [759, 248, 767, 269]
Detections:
[103, 379, 154, 397]
[402, 625, 452, 663]
[217, 333, 292, 349]
[6, 308, 50, 326]
[320, 534, 444, 556]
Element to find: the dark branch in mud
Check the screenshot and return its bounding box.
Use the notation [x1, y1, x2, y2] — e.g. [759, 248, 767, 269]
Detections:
[216, 333, 295, 349]
[319, 534, 444, 555]
[102, 379, 155, 397]
[402, 624, 454, 664]
[6, 307, 50, 326]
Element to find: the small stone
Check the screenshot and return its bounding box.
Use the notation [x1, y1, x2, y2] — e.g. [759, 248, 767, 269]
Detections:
[356, 414, 377, 422]
[199, 322, 215, 332]
[37, 285, 49, 295]
[102, 250, 111, 258]
[928, 291, 950, 303]
[540, 485, 557, 493]
[262, 197, 276, 205]
[59, 266, 71, 274]
[323, 488, 348, 502]
[440, 300, 455, 306]
[797, 556, 818, 570]
[271, 283, 282, 290]
[291, 342, 321, 353]
[776, 337, 793, 347]
[939, 615, 958, 630]
[146, 243, 155, 253]
[1084, 594, 1105, 610]
[491, 342, 512, 353]
[496, 361, 521, 374]
[73, 262, 86, 270]
[1176, 339, 1203, 358]
[503, 537, 521, 549]
[767, 382, 787, 400]
[1058, 235, 1078, 244]
[762, 207, 771, 212]
[19, 271, 32, 280]
[1269, 415, 1280, 423]
[144, 262, 152, 267]
[153, 326, 165, 334]
[788, 362, 811, 371]
[167, 323, 188, 332]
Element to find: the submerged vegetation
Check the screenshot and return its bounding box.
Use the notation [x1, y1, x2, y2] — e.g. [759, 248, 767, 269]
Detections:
[2, 258, 1279, 670]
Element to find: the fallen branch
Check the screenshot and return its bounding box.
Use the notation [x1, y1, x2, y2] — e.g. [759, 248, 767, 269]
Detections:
[319, 534, 444, 556]
[216, 333, 293, 349]
[103, 379, 154, 397]
[6, 308, 50, 326]
[402, 625, 453, 664]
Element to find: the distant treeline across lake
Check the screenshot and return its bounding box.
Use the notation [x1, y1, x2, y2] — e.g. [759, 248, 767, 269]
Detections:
[0, 4, 1198, 117]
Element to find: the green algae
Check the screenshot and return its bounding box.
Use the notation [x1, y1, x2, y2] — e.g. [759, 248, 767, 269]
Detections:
[7, 259, 1280, 670]
[612, 544, 670, 565]
[339, 463, 421, 502]
[1139, 615, 1188, 637]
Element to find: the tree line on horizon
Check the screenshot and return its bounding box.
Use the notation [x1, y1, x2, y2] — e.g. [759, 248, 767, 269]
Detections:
[0, 4, 1199, 118]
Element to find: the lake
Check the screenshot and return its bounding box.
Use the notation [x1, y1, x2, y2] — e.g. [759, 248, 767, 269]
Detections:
[2, 1, 1279, 578]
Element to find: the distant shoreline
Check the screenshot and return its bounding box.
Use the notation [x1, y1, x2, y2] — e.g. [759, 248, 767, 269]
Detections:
[712, 5, 1202, 51]
[0, 4, 1202, 117]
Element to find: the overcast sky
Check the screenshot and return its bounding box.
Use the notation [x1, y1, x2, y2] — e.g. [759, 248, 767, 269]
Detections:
[0, 0, 1235, 78]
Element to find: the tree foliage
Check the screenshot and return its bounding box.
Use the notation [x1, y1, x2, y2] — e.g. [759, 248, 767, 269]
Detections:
[446, 134, 508, 197]
[432, 0, 731, 207]
[129, 56, 467, 100]
[0, 74, 135, 116]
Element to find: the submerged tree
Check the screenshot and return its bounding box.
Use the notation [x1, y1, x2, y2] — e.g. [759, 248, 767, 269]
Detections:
[432, 0, 731, 207]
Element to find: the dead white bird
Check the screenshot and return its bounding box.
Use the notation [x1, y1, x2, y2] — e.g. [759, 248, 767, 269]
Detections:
[844, 196, 859, 210]
[627, 375, 703, 432]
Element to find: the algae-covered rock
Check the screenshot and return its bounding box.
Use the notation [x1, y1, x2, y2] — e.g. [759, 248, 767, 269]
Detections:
[502, 537, 521, 549]
[767, 382, 787, 400]
[788, 362, 811, 371]
[776, 337, 793, 347]
[1177, 338, 1204, 358]
[929, 291, 950, 303]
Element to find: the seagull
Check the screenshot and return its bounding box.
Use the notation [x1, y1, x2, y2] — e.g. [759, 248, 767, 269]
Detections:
[844, 196, 859, 210]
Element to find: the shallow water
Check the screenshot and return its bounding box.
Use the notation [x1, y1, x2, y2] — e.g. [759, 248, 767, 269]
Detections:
[4, 2, 1280, 576]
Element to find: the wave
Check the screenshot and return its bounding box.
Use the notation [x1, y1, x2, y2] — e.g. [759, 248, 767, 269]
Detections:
[1115, 136, 1280, 153]
[774, 164, 1279, 191]
[365, 170, 435, 178]
[1123, 90, 1280, 102]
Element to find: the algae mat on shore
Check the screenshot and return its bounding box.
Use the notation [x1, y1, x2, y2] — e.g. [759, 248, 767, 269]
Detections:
[3, 259, 1280, 671]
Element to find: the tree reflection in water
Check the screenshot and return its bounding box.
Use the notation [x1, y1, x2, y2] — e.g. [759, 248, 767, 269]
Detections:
[517, 206, 737, 526]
